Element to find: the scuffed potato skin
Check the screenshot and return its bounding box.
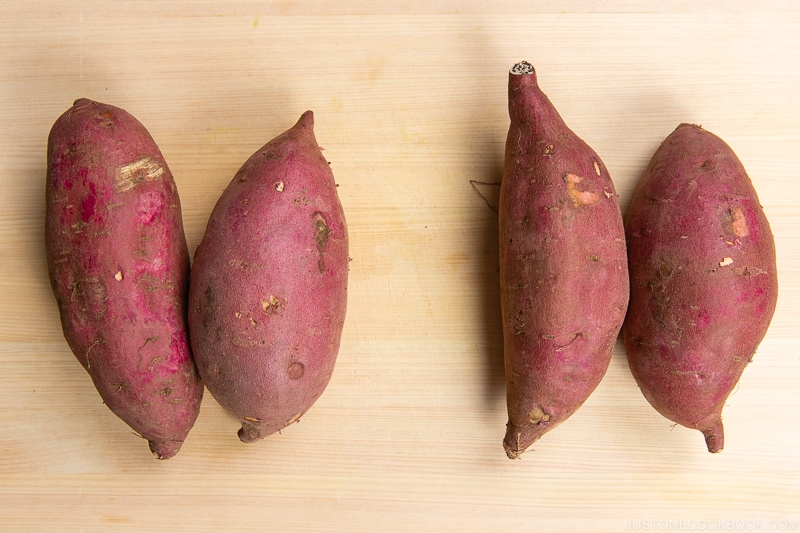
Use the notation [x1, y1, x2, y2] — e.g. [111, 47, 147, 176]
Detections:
[45, 99, 202, 459]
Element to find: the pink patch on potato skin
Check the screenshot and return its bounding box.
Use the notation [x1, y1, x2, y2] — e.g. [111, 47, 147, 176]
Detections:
[137, 369, 156, 386]
[168, 331, 191, 368]
[743, 203, 763, 241]
[136, 190, 166, 225]
[81, 194, 96, 222]
[695, 308, 710, 329]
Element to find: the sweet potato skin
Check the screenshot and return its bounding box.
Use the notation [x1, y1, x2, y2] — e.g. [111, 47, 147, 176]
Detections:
[624, 123, 777, 452]
[499, 63, 629, 458]
[45, 99, 203, 459]
[188, 111, 348, 443]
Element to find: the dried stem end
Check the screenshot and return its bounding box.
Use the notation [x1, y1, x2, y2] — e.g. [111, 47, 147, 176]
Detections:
[510, 61, 535, 75]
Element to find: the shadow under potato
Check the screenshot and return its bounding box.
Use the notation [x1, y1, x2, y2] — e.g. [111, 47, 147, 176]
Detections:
[469, 175, 505, 410]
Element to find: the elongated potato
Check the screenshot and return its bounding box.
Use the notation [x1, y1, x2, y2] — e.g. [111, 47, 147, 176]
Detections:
[624, 123, 778, 452]
[188, 111, 348, 443]
[499, 62, 629, 458]
[45, 99, 203, 459]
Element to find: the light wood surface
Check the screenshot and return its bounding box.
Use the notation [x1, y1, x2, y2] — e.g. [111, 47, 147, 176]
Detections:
[1, 2, 799, 531]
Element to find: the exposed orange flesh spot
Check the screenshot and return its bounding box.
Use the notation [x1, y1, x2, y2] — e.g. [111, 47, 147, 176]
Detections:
[729, 207, 749, 237]
[564, 173, 600, 207]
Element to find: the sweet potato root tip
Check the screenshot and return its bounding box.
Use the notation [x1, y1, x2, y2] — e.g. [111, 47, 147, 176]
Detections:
[702, 418, 725, 454]
[238, 422, 262, 444]
[297, 110, 314, 129]
[505, 444, 523, 461]
[503, 423, 533, 460]
[149, 439, 183, 460]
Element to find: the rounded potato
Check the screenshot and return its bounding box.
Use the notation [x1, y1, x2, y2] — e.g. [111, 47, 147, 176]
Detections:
[624, 123, 778, 452]
[188, 111, 348, 443]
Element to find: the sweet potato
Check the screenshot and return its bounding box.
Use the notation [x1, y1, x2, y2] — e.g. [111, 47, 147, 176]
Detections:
[188, 111, 348, 443]
[499, 62, 629, 458]
[45, 98, 203, 459]
[624, 123, 778, 452]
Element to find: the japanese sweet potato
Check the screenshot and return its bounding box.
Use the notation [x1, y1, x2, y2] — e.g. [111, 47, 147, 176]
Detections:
[188, 111, 348, 443]
[624, 123, 778, 453]
[45, 98, 203, 459]
[499, 62, 629, 459]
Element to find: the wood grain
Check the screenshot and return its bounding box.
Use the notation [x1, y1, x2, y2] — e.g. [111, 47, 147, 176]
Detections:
[1, 2, 798, 531]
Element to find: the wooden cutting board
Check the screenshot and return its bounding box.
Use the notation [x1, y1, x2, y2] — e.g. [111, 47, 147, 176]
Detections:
[1, 2, 798, 531]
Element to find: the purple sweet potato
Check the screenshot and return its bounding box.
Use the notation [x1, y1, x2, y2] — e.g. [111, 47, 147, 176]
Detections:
[624, 123, 778, 453]
[188, 111, 348, 443]
[45, 98, 203, 459]
[499, 62, 629, 458]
